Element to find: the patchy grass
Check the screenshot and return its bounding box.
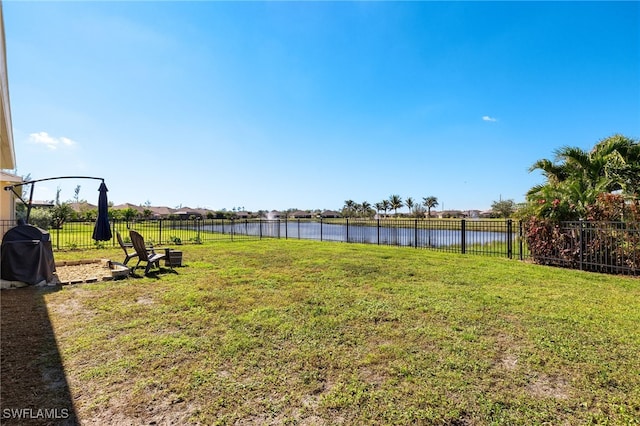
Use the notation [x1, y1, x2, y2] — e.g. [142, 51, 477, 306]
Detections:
[47, 240, 639, 424]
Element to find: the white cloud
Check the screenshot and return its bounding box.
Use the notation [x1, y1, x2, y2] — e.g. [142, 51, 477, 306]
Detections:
[28, 132, 77, 150]
[482, 116, 498, 122]
[59, 136, 75, 146]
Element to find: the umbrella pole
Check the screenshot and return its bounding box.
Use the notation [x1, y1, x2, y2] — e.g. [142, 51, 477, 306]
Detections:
[27, 182, 35, 223]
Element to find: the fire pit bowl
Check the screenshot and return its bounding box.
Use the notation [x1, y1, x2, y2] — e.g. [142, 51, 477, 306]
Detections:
[109, 261, 130, 280]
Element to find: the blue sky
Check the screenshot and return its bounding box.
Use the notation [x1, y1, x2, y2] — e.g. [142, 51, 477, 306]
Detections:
[4, 1, 639, 212]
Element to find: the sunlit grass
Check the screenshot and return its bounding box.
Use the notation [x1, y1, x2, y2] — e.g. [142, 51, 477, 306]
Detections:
[48, 240, 639, 424]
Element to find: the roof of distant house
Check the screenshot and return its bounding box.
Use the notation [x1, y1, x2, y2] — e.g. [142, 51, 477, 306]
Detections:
[69, 202, 97, 212]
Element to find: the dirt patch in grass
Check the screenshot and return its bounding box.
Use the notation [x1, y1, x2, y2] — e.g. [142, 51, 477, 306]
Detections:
[500, 353, 519, 371]
[527, 374, 570, 400]
[79, 394, 196, 426]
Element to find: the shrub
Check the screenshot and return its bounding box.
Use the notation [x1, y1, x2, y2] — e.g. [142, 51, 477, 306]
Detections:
[50, 204, 74, 229]
[28, 208, 53, 230]
[524, 195, 640, 273]
[586, 193, 640, 222]
[524, 218, 580, 268]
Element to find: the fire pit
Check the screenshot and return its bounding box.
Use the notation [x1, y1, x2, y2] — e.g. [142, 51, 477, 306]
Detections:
[109, 262, 130, 280]
[54, 259, 130, 284]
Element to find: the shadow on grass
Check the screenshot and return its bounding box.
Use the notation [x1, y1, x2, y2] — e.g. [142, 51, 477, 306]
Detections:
[128, 266, 178, 280]
[1, 286, 79, 425]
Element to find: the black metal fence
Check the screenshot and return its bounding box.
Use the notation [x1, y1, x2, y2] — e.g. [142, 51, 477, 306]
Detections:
[1, 217, 638, 275]
[1, 218, 527, 257]
[524, 220, 640, 276]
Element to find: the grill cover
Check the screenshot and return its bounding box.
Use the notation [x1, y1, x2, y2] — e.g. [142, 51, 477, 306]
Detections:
[1, 225, 56, 285]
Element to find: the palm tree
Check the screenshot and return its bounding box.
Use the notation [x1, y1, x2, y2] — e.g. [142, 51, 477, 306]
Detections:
[353, 203, 362, 217]
[343, 200, 356, 218]
[381, 200, 390, 218]
[405, 197, 414, 217]
[375, 202, 384, 218]
[389, 195, 403, 218]
[599, 134, 640, 197]
[527, 134, 640, 218]
[360, 201, 371, 218]
[422, 196, 438, 219]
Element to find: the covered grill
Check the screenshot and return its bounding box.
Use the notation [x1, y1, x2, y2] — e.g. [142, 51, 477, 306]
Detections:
[1, 224, 55, 285]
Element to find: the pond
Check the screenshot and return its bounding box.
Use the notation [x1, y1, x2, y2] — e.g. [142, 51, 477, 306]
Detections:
[204, 220, 514, 249]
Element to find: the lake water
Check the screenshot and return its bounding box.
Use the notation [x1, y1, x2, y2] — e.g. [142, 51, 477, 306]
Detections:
[204, 220, 513, 248]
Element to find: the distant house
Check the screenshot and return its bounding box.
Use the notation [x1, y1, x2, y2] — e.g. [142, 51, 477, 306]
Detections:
[266, 210, 282, 220]
[290, 210, 312, 219]
[108, 204, 221, 219]
[467, 210, 481, 219]
[149, 206, 174, 218]
[69, 202, 97, 213]
[437, 210, 467, 219]
[172, 208, 203, 219]
[113, 203, 146, 216]
[234, 211, 251, 219]
[321, 210, 341, 218]
[190, 208, 212, 218]
[479, 210, 494, 218]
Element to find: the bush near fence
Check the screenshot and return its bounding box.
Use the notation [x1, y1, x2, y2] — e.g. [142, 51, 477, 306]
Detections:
[524, 218, 640, 275]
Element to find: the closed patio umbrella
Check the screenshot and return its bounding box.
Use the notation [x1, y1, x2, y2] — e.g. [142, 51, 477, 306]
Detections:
[92, 181, 112, 241]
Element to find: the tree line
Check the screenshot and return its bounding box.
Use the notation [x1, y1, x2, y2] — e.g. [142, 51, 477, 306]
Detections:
[342, 195, 439, 218]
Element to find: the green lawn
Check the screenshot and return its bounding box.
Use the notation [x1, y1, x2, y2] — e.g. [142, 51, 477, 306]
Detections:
[48, 240, 639, 424]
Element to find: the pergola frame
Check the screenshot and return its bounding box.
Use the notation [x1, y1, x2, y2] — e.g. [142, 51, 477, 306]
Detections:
[4, 175, 105, 223]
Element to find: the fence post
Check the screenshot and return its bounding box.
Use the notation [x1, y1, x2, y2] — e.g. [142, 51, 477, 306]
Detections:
[519, 220, 524, 261]
[578, 220, 584, 271]
[414, 219, 418, 248]
[506, 219, 513, 259]
[285, 217, 288, 239]
[377, 219, 380, 245]
[461, 219, 466, 254]
[259, 219, 263, 240]
[346, 218, 349, 243]
[320, 218, 323, 242]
